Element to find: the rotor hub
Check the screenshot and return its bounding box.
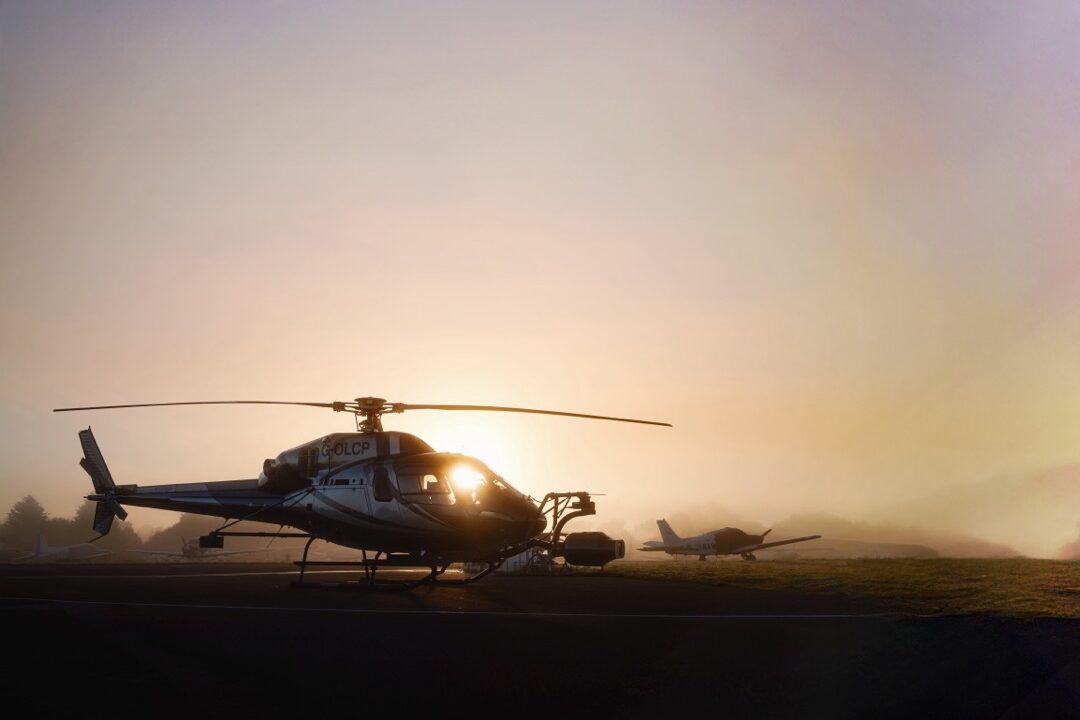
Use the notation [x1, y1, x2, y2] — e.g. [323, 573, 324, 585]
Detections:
[351, 397, 389, 432]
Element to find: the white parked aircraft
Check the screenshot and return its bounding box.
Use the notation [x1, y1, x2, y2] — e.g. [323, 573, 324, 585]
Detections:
[131, 537, 269, 560]
[26, 535, 111, 562]
[639, 519, 821, 561]
[0, 543, 32, 562]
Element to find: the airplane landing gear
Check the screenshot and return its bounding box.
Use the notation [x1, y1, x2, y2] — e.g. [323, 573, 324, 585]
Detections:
[698, 554, 706, 561]
[740, 552, 757, 561]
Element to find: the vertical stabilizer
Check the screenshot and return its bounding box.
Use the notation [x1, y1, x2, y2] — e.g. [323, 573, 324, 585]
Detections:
[657, 519, 682, 544]
[78, 428, 128, 537]
[79, 427, 115, 492]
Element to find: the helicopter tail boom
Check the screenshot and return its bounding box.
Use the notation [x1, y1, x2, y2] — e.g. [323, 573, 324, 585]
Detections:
[94, 478, 281, 521]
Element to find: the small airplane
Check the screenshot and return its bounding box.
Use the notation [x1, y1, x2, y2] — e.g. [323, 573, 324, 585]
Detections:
[130, 537, 270, 560]
[25, 535, 112, 562]
[0, 544, 32, 562]
[639, 519, 821, 561]
[55, 396, 669, 587]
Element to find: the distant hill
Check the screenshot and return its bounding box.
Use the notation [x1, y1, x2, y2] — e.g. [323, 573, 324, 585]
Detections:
[775, 513, 1019, 558]
[1058, 526, 1080, 559]
[760, 537, 938, 560]
[882, 464, 1080, 558]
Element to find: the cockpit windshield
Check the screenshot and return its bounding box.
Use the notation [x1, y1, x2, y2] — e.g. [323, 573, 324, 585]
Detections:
[450, 458, 521, 498]
[393, 457, 521, 506]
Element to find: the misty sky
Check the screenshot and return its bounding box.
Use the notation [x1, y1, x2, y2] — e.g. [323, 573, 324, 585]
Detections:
[2, 2, 1079, 556]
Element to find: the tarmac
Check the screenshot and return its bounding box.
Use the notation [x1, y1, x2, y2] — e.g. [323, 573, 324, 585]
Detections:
[3, 563, 1080, 717]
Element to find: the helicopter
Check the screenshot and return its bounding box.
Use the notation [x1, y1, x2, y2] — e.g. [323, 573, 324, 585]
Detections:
[55, 396, 670, 587]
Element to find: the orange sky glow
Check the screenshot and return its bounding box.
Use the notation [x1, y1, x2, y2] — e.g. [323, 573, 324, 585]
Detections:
[2, 2, 1079, 556]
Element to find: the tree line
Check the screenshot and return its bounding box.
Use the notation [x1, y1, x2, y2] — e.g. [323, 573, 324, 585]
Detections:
[1, 495, 143, 553]
[0, 495, 308, 559]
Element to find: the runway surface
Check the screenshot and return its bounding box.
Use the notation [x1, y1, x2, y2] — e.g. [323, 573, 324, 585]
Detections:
[3, 563, 1080, 717]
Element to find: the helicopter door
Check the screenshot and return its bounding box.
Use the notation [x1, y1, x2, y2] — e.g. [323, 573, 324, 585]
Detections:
[351, 468, 372, 516]
[326, 467, 371, 516]
[368, 465, 401, 524]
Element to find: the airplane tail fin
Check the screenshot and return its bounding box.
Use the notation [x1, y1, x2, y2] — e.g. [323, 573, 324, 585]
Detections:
[657, 519, 681, 544]
[78, 428, 128, 537]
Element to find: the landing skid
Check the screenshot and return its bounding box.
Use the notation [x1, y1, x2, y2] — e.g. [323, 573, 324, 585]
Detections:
[290, 537, 502, 590]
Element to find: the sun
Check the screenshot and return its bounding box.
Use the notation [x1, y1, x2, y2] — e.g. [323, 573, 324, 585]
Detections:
[451, 465, 486, 492]
[420, 417, 520, 472]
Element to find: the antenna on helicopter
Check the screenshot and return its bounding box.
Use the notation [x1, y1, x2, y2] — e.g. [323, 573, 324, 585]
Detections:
[54, 396, 672, 432]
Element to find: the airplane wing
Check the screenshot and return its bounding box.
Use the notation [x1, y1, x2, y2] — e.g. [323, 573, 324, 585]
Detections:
[731, 534, 822, 554]
[61, 548, 112, 561]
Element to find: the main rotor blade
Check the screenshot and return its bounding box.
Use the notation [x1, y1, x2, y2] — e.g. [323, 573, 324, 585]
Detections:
[395, 404, 672, 427]
[53, 400, 340, 412]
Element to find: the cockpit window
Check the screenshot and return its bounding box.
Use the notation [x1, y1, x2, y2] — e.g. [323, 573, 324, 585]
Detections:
[422, 474, 449, 494]
[490, 474, 519, 495]
[396, 474, 421, 495]
[392, 458, 519, 505]
[396, 470, 455, 505]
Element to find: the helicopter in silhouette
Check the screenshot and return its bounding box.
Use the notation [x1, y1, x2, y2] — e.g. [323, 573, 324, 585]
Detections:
[57, 396, 669, 587]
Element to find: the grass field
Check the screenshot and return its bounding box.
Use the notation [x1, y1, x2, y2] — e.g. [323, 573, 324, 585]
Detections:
[604, 558, 1080, 616]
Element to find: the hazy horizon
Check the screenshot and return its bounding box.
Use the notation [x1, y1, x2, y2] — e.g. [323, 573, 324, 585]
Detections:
[2, 2, 1079, 557]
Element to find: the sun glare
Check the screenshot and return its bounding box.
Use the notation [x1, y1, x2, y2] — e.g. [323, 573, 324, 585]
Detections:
[451, 466, 485, 492]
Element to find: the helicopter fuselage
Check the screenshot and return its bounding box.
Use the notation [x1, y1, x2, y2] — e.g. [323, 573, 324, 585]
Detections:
[62, 396, 667, 579]
[87, 431, 547, 561]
